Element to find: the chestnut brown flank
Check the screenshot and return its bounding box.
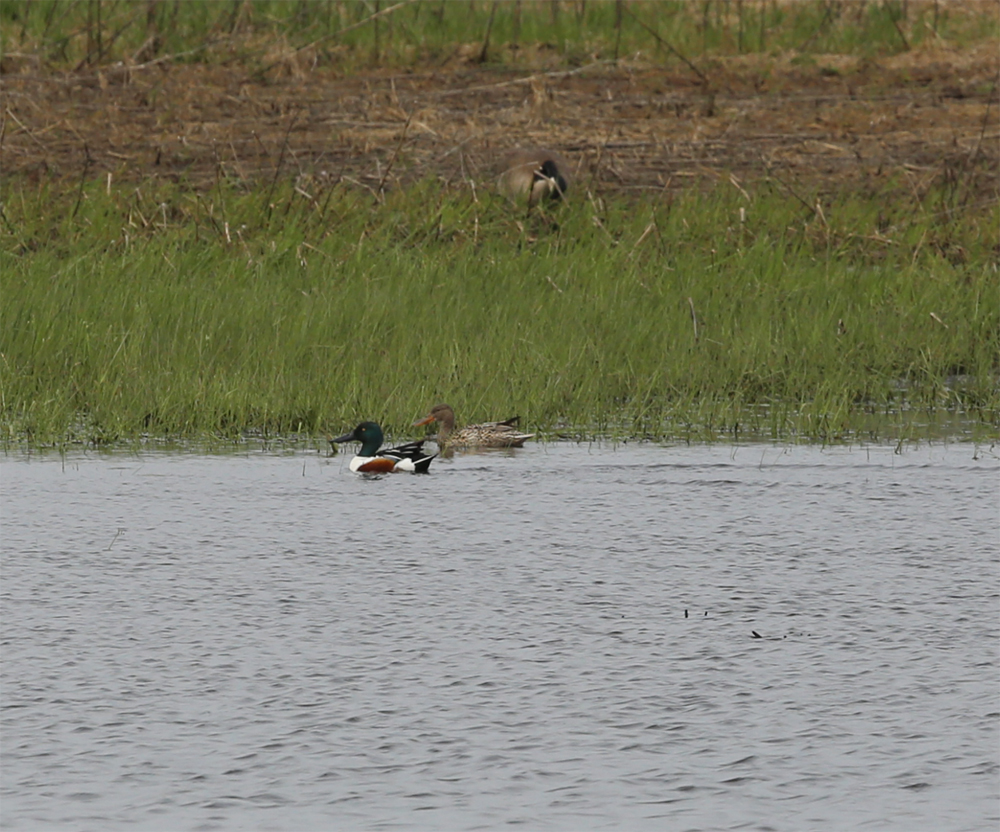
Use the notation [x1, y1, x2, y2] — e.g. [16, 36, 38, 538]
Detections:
[358, 458, 399, 473]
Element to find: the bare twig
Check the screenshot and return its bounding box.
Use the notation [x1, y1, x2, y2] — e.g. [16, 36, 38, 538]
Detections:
[796, 1, 835, 53]
[71, 143, 94, 220]
[969, 76, 998, 163]
[131, 38, 230, 70]
[688, 297, 699, 342]
[194, 193, 224, 239]
[591, 215, 616, 243]
[227, 140, 249, 185]
[377, 113, 413, 199]
[614, 0, 624, 62]
[301, 241, 334, 262]
[765, 163, 816, 217]
[107, 528, 124, 551]
[584, 131, 614, 197]
[4, 108, 48, 155]
[264, 109, 299, 220]
[628, 222, 655, 258]
[622, 4, 708, 85]
[294, 1, 419, 57]
[73, 4, 145, 72]
[341, 175, 379, 199]
[434, 60, 617, 97]
[478, 1, 500, 63]
[729, 173, 750, 201]
[437, 136, 476, 161]
[889, 10, 910, 51]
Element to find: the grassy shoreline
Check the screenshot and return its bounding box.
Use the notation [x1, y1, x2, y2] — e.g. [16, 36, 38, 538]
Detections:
[2, 175, 997, 448]
[2, 2, 997, 448]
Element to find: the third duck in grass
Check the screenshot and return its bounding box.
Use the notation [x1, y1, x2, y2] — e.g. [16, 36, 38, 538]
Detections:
[497, 148, 571, 209]
[413, 404, 535, 449]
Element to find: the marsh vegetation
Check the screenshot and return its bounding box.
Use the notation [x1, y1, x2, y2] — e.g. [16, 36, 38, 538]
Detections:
[1, 1, 997, 446]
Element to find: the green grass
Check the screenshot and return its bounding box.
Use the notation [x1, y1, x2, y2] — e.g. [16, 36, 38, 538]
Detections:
[2, 174, 997, 447]
[2, 0, 995, 73]
[2, 2, 996, 448]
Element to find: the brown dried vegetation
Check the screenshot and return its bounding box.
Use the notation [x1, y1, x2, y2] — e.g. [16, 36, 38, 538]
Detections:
[2, 38, 997, 207]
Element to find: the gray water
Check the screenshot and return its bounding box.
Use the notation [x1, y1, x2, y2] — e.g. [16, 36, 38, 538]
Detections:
[1, 441, 997, 832]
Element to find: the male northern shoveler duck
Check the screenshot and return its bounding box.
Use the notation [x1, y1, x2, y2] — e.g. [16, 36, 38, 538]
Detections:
[497, 148, 571, 208]
[412, 404, 534, 449]
[332, 421, 436, 473]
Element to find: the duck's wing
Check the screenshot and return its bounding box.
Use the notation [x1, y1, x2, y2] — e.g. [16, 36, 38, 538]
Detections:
[470, 415, 520, 429]
[380, 440, 436, 473]
[381, 439, 425, 458]
[455, 423, 535, 448]
[495, 431, 535, 448]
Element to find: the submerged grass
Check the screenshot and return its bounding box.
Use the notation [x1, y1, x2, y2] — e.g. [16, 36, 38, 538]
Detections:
[2, 173, 997, 447]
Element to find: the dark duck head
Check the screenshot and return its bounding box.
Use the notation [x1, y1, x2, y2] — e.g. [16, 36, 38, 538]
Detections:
[332, 421, 384, 457]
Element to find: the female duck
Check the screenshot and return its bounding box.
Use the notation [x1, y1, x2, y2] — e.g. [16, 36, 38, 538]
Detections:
[413, 404, 534, 449]
[332, 421, 436, 473]
[497, 148, 571, 208]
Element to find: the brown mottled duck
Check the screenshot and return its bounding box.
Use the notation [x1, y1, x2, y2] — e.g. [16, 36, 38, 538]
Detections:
[413, 404, 534, 449]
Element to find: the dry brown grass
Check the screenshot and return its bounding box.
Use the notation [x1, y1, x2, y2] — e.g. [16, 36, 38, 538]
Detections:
[1, 38, 997, 205]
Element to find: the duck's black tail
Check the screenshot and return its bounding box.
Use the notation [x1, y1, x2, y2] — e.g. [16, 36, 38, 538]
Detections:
[412, 452, 437, 474]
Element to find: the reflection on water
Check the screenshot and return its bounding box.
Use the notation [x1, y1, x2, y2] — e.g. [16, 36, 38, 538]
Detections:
[2, 442, 997, 831]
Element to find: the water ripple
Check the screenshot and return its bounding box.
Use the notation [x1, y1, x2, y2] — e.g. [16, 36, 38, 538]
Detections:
[1, 442, 997, 831]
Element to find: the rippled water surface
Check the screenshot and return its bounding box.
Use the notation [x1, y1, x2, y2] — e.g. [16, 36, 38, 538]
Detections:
[2, 441, 998, 831]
